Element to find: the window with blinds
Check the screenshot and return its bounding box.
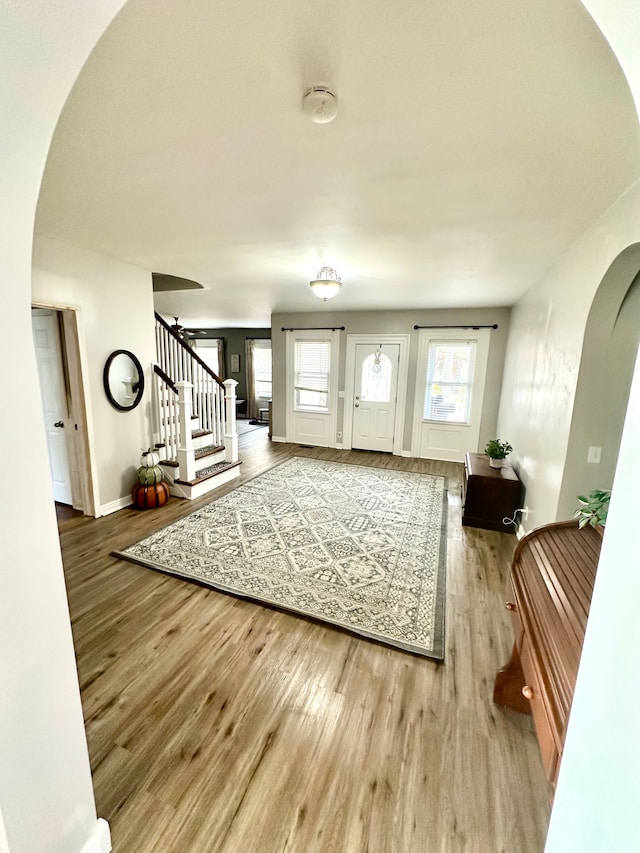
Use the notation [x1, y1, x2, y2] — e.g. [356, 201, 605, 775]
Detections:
[294, 339, 331, 412]
[423, 340, 476, 423]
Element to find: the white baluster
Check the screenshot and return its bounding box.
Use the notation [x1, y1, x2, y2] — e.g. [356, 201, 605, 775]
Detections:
[169, 386, 178, 462]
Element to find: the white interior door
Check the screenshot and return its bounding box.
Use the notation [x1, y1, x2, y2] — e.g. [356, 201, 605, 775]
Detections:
[32, 310, 73, 504]
[352, 343, 400, 452]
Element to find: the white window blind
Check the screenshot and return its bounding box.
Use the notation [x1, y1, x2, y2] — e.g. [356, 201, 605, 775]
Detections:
[294, 339, 331, 412]
[423, 340, 476, 424]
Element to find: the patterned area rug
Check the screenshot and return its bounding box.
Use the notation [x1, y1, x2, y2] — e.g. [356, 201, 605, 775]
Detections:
[116, 457, 448, 658]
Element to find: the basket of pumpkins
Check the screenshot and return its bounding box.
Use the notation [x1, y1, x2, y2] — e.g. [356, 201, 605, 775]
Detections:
[132, 448, 170, 509]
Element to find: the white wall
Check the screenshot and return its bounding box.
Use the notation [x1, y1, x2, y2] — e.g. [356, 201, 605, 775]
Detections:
[498, 159, 640, 853]
[581, 0, 640, 126]
[556, 253, 640, 520]
[546, 346, 640, 851]
[498, 178, 640, 530]
[0, 2, 126, 853]
[32, 238, 156, 514]
[500, 4, 640, 849]
[272, 307, 511, 453]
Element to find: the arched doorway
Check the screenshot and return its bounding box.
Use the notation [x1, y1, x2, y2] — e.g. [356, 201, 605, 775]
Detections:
[557, 243, 640, 519]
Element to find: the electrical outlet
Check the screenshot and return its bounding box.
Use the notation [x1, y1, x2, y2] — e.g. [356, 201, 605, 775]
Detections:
[337, 431, 343, 440]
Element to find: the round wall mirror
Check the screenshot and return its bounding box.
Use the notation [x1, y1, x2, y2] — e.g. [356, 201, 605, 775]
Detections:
[103, 349, 145, 411]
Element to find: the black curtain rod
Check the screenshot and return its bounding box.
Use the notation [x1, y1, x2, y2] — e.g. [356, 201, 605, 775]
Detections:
[413, 324, 498, 330]
[281, 326, 346, 332]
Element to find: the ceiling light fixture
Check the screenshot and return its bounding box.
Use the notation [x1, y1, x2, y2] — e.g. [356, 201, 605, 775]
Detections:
[302, 86, 338, 124]
[310, 267, 342, 300]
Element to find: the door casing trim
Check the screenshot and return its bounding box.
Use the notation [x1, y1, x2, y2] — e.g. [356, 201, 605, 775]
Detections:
[32, 301, 97, 516]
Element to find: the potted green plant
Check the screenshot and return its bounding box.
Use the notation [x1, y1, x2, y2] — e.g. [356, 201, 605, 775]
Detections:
[484, 439, 513, 468]
[574, 489, 610, 530]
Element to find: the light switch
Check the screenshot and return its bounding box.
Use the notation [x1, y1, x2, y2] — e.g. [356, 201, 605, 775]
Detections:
[587, 446, 602, 464]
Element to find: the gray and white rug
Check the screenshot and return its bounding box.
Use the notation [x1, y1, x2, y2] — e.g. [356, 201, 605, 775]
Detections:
[116, 457, 448, 658]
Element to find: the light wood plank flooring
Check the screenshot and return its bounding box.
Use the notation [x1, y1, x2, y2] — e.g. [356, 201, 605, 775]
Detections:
[58, 433, 550, 853]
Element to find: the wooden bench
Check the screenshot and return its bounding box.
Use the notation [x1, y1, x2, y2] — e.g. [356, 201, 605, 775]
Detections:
[493, 519, 602, 794]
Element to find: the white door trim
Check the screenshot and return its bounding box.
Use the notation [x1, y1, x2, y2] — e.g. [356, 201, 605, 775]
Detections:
[343, 334, 411, 455]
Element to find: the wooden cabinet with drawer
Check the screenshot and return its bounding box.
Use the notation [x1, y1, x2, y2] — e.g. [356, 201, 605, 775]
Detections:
[462, 452, 523, 533]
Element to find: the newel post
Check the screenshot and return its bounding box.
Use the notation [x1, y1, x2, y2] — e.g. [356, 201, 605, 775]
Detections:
[176, 380, 196, 482]
[223, 378, 238, 463]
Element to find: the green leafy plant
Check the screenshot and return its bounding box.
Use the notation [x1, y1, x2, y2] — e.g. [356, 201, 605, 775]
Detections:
[574, 489, 611, 528]
[484, 439, 513, 460]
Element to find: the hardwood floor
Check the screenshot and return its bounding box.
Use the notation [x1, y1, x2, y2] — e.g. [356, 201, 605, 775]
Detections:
[59, 433, 550, 853]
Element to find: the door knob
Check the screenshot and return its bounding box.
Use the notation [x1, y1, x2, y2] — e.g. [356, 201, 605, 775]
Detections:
[54, 421, 64, 428]
[354, 403, 359, 408]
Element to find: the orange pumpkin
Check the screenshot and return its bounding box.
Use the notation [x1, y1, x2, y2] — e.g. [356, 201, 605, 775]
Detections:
[132, 481, 170, 510]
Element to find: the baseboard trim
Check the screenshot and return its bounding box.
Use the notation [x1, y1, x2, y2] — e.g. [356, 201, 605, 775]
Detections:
[516, 523, 527, 540]
[400, 450, 412, 458]
[96, 496, 132, 517]
[271, 435, 287, 443]
[79, 818, 111, 853]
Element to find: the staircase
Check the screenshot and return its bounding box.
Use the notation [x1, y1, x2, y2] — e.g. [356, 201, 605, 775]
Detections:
[152, 313, 241, 499]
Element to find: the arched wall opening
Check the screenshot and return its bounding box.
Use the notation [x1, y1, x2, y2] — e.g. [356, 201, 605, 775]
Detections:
[557, 243, 640, 520]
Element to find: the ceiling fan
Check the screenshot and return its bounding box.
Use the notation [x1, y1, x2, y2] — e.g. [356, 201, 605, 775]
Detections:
[170, 317, 208, 340]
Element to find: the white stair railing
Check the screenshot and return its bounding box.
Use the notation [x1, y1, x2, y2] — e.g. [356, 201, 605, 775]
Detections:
[154, 312, 227, 448]
[152, 365, 180, 463]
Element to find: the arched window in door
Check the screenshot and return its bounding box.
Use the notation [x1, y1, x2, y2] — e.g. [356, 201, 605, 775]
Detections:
[360, 349, 392, 402]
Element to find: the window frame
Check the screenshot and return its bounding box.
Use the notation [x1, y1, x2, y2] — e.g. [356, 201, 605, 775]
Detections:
[285, 328, 340, 446]
[411, 327, 491, 462]
[253, 339, 272, 400]
[293, 338, 332, 413]
[422, 338, 477, 425]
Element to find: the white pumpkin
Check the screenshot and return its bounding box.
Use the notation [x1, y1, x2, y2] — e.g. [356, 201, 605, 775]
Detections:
[140, 448, 161, 468]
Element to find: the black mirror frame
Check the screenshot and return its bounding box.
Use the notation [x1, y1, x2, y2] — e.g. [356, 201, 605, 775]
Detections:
[103, 349, 145, 412]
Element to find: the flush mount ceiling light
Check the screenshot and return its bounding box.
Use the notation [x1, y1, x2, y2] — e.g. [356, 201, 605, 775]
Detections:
[302, 86, 338, 124]
[310, 267, 342, 300]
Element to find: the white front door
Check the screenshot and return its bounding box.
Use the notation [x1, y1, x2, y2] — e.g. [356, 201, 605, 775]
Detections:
[32, 310, 73, 504]
[352, 343, 400, 452]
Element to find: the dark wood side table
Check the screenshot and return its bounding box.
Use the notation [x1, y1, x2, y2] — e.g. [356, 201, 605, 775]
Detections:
[462, 452, 523, 533]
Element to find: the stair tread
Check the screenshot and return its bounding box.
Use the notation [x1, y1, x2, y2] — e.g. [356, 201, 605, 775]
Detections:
[159, 441, 222, 467]
[194, 443, 224, 460]
[175, 460, 241, 487]
[191, 429, 212, 438]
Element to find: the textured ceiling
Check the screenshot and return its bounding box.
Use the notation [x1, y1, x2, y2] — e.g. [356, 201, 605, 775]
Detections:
[36, 0, 640, 326]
